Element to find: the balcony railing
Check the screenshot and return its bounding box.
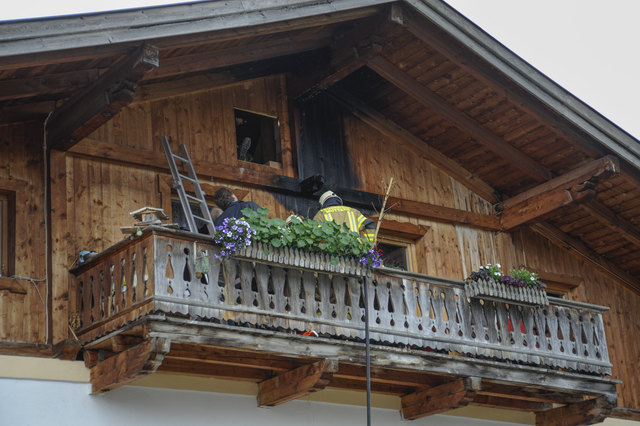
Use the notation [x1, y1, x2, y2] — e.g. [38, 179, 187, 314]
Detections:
[71, 227, 612, 376]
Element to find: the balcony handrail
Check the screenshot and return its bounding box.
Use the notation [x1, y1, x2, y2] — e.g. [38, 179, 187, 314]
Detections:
[70, 227, 613, 376]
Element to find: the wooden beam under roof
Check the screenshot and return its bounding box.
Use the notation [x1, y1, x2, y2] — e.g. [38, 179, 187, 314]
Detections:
[143, 34, 329, 82]
[326, 86, 498, 202]
[46, 43, 159, 151]
[290, 11, 394, 101]
[401, 377, 480, 420]
[90, 337, 170, 394]
[366, 54, 552, 181]
[500, 156, 619, 230]
[535, 397, 613, 426]
[0, 69, 101, 103]
[499, 156, 619, 211]
[257, 359, 338, 407]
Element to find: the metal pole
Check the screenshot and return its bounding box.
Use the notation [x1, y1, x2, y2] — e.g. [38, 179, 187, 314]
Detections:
[363, 276, 371, 426]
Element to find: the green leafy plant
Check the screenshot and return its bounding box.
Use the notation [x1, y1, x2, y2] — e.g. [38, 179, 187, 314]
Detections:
[241, 207, 375, 266]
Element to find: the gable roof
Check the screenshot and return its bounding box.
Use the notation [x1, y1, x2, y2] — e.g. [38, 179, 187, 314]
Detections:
[1, 0, 640, 290]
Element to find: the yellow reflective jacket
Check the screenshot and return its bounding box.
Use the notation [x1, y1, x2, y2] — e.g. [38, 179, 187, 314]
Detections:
[313, 206, 375, 242]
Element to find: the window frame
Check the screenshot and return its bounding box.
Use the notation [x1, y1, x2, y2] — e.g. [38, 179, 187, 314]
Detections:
[0, 183, 19, 278]
[376, 234, 417, 272]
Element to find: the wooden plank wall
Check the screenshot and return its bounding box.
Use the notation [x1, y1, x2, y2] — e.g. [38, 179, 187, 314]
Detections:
[0, 122, 47, 344]
[8, 77, 640, 408]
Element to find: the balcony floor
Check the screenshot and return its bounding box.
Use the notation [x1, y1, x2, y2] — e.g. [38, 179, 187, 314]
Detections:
[82, 312, 618, 418]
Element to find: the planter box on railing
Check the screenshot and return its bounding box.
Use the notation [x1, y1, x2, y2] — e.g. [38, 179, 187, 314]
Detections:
[233, 242, 371, 277]
[465, 278, 549, 306]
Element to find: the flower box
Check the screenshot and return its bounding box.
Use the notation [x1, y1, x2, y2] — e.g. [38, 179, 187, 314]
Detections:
[234, 241, 372, 277]
[465, 278, 549, 306]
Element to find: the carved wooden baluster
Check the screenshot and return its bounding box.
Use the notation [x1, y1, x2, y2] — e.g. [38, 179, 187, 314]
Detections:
[316, 273, 332, 334]
[142, 246, 150, 298]
[388, 278, 405, 335]
[99, 270, 105, 320]
[592, 312, 608, 364]
[301, 271, 317, 321]
[270, 266, 287, 313]
[330, 275, 347, 324]
[402, 279, 419, 334]
[254, 263, 271, 311]
[521, 306, 538, 359]
[131, 251, 138, 303]
[441, 287, 461, 343]
[349, 277, 365, 339]
[109, 264, 117, 314]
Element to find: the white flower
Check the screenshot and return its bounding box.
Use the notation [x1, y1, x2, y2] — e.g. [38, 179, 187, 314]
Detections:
[496, 263, 501, 268]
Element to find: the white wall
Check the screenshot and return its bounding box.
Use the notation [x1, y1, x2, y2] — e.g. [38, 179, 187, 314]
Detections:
[1, 378, 518, 426]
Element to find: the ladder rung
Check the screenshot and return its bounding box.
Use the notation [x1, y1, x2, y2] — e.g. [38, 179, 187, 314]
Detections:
[178, 174, 197, 183]
[172, 154, 189, 163]
[193, 214, 209, 223]
[185, 194, 201, 202]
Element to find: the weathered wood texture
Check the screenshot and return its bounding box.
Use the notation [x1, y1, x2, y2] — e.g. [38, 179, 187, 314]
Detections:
[257, 359, 338, 407]
[72, 229, 612, 376]
[60, 79, 640, 409]
[0, 123, 47, 344]
[91, 75, 294, 177]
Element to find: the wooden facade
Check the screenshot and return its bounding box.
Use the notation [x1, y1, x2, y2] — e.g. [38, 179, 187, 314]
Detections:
[1, 0, 640, 424]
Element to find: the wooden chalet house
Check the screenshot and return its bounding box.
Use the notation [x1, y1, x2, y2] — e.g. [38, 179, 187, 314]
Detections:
[1, 1, 640, 425]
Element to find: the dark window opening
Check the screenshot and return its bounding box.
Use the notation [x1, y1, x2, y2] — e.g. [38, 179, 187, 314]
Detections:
[0, 191, 15, 277]
[171, 199, 214, 234]
[377, 242, 409, 271]
[234, 108, 281, 166]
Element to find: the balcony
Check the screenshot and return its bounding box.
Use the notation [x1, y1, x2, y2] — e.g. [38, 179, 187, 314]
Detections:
[70, 227, 618, 422]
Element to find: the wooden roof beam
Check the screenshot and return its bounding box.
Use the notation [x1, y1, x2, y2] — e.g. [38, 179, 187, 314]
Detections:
[90, 337, 170, 394]
[499, 156, 619, 230]
[257, 359, 338, 407]
[401, 377, 480, 420]
[144, 35, 328, 82]
[326, 86, 498, 203]
[535, 396, 613, 426]
[290, 10, 399, 101]
[46, 43, 159, 151]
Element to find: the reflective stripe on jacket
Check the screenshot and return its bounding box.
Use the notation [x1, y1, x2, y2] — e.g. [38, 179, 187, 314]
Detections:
[313, 206, 374, 242]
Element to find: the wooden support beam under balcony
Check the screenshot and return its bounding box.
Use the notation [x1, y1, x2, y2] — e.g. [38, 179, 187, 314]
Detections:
[401, 377, 480, 420]
[258, 359, 338, 407]
[46, 43, 159, 151]
[500, 156, 620, 230]
[535, 396, 613, 426]
[90, 337, 170, 394]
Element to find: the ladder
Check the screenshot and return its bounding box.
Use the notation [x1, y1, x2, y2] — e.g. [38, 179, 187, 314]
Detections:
[161, 136, 216, 236]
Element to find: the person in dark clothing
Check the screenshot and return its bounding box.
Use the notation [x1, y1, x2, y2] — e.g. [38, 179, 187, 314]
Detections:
[213, 187, 260, 227]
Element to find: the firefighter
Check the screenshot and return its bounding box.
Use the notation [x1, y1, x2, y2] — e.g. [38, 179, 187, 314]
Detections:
[313, 190, 376, 243]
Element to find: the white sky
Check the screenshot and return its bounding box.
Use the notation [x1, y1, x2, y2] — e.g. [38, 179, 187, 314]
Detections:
[2, 0, 639, 141]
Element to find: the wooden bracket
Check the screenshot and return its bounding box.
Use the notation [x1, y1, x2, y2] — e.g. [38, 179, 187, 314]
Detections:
[535, 396, 614, 426]
[90, 337, 170, 394]
[500, 156, 619, 230]
[257, 359, 338, 407]
[401, 377, 480, 420]
[47, 43, 159, 151]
